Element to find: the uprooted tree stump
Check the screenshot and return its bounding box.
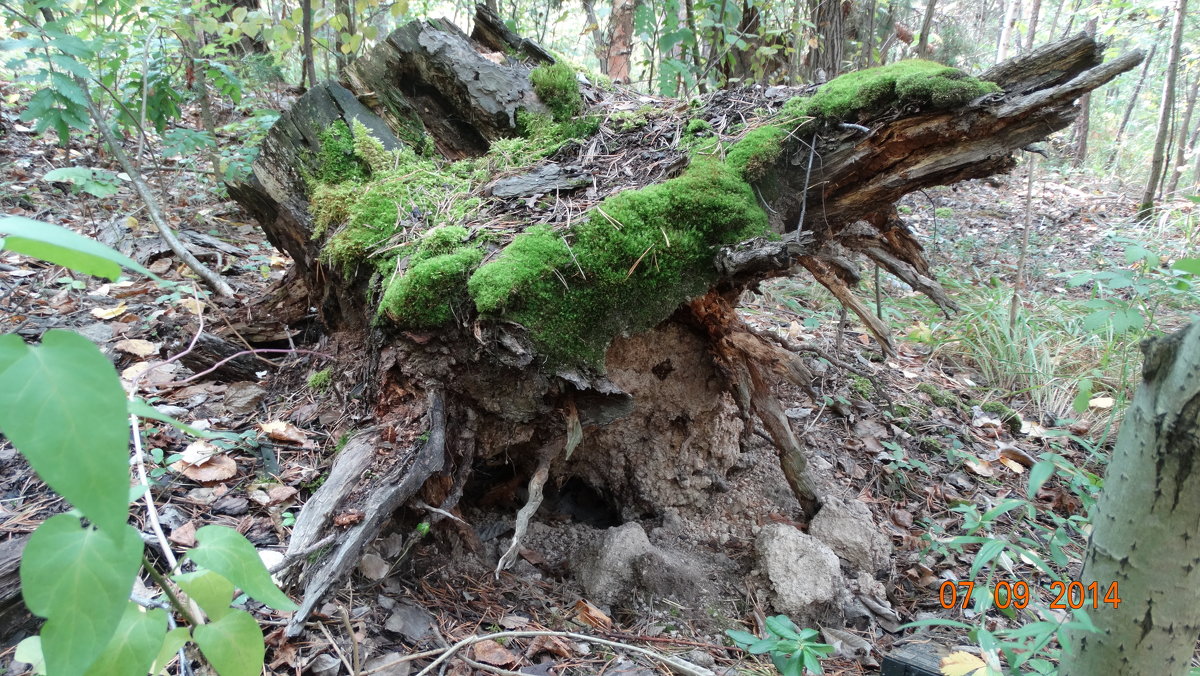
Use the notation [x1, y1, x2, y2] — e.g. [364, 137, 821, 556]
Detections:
[227, 9, 1140, 634]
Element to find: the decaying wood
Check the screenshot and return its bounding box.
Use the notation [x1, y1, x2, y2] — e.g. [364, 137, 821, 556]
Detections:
[226, 8, 1142, 633]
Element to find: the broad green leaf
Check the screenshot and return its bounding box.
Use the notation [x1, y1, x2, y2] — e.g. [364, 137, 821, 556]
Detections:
[1028, 461, 1055, 499]
[174, 570, 235, 621]
[83, 602, 168, 676]
[1174, 258, 1200, 276]
[20, 516, 143, 675]
[187, 526, 297, 611]
[969, 539, 1007, 578]
[0, 216, 153, 281]
[149, 627, 191, 676]
[765, 614, 802, 640]
[725, 629, 758, 646]
[14, 636, 45, 674]
[43, 167, 121, 198]
[193, 609, 264, 676]
[0, 331, 130, 533]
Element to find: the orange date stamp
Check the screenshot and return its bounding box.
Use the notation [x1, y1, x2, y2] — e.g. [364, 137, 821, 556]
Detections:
[939, 580, 1122, 610]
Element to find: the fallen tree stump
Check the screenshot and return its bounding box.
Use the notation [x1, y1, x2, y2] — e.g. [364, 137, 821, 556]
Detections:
[227, 10, 1140, 635]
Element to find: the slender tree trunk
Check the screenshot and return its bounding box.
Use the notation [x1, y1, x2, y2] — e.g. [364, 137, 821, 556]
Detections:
[1137, 0, 1188, 221]
[1071, 18, 1096, 168]
[789, 0, 805, 82]
[301, 0, 317, 87]
[684, 0, 706, 92]
[916, 0, 937, 58]
[996, 0, 1019, 62]
[1165, 71, 1200, 197]
[1024, 0, 1041, 50]
[809, 0, 846, 80]
[181, 21, 223, 179]
[1061, 322, 1200, 676]
[606, 0, 636, 83]
[1105, 40, 1159, 170]
[1061, 0, 1082, 36]
[862, 0, 877, 68]
[1045, 0, 1065, 39]
[580, 0, 607, 73]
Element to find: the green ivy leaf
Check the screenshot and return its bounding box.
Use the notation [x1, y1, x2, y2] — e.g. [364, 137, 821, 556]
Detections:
[0, 331, 130, 533]
[83, 602, 168, 676]
[43, 167, 121, 198]
[1028, 461, 1055, 499]
[193, 609, 265, 676]
[1173, 258, 1200, 276]
[20, 515, 143, 675]
[149, 627, 192, 676]
[14, 636, 45, 673]
[186, 526, 297, 611]
[0, 216, 153, 281]
[174, 569, 235, 621]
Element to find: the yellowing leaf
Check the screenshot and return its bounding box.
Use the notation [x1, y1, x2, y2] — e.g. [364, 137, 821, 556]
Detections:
[114, 339, 159, 358]
[178, 298, 206, 316]
[940, 651, 987, 676]
[91, 303, 127, 319]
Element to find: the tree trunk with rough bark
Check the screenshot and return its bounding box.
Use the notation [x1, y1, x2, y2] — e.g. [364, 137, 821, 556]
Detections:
[226, 10, 1141, 636]
[1137, 0, 1189, 220]
[1061, 321, 1200, 676]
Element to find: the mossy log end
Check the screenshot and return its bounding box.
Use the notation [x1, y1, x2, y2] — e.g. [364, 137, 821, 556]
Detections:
[226, 11, 1140, 635]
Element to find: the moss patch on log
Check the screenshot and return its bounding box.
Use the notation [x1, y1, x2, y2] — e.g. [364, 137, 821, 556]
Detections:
[467, 151, 770, 367]
[530, 62, 583, 121]
[381, 226, 484, 327]
[782, 60, 1001, 123]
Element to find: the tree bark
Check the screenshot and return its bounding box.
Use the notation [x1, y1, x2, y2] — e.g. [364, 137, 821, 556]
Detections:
[1137, 0, 1188, 220]
[225, 13, 1142, 635]
[916, 0, 937, 58]
[809, 0, 845, 80]
[1165, 70, 1200, 197]
[1105, 39, 1158, 171]
[996, 0, 1019, 62]
[1071, 18, 1096, 168]
[1061, 321, 1200, 676]
[301, 0, 317, 87]
[1024, 0, 1041, 50]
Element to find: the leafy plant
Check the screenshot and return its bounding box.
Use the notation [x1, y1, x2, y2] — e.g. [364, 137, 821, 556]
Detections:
[727, 615, 834, 675]
[0, 216, 295, 676]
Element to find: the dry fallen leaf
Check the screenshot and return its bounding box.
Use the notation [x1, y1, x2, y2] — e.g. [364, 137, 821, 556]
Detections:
[177, 297, 206, 315]
[964, 457, 994, 477]
[1088, 396, 1115, 410]
[168, 521, 197, 548]
[940, 651, 987, 676]
[114, 338, 159, 358]
[170, 454, 237, 483]
[998, 457, 1025, 473]
[178, 440, 221, 466]
[573, 599, 612, 630]
[260, 420, 313, 447]
[472, 640, 519, 667]
[91, 303, 127, 319]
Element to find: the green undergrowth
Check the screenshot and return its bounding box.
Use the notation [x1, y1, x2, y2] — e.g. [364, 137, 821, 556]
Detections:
[781, 59, 1001, 124]
[530, 62, 583, 122]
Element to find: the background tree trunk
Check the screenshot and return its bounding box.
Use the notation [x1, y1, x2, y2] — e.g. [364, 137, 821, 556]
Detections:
[1062, 322, 1200, 676]
[996, 0, 1019, 62]
[1071, 18, 1096, 168]
[1165, 71, 1200, 197]
[916, 0, 937, 58]
[301, 0, 317, 87]
[1024, 0, 1041, 50]
[1137, 0, 1188, 220]
[808, 0, 846, 80]
[1105, 39, 1158, 171]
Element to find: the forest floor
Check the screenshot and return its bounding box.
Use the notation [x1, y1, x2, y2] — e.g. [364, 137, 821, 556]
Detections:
[1, 87, 1199, 675]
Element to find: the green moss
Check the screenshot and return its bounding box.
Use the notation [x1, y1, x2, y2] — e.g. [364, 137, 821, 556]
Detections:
[469, 225, 571, 314]
[307, 368, 332, 390]
[610, 109, 649, 132]
[685, 118, 712, 136]
[351, 119, 394, 173]
[316, 121, 368, 184]
[981, 401, 1023, 435]
[782, 60, 1001, 123]
[934, 207, 954, 218]
[382, 246, 483, 327]
[726, 126, 788, 182]
[530, 62, 583, 122]
[467, 158, 769, 366]
[311, 144, 480, 273]
[850, 375, 874, 399]
[917, 382, 960, 408]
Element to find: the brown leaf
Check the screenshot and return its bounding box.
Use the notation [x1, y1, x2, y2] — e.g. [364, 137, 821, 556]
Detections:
[91, 303, 127, 319]
[260, 420, 313, 448]
[890, 509, 914, 529]
[472, 640, 519, 667]
[168, 521, 197, 547]
[964, 457, 994, 477]
[114, 338, 159, 357]
[573, 599, 612, 630]
[526, 635, 573, 659]
[171, 454, 237, 483]
[998, 444, 1036, 468]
